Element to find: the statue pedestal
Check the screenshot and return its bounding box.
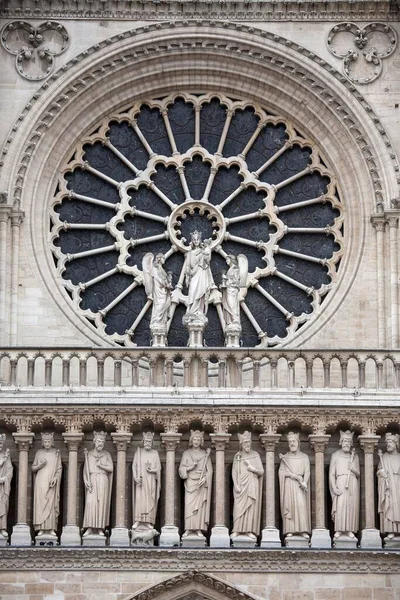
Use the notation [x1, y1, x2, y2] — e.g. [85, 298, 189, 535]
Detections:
[130, 526, 158, 546]
[11, 523, 32, 546]
[210, 525, 231, 548]
[183, 316, 207, 348]
[34, 532, 58, 547]
[0, 534, 8, 547]
[181, 532, 207, 548]
[333, 533, 358, 549]
[284, 534, 310, 548]
[231, 534, 257, 548]
[151, 325, 167, 347]
[384, 534, 400, 548]
[61, 524, 81, 546]
[310, 528, 332, 549]
[82, 532, 108, 547]
[224, 324, 241, 348]
[110, 526, 130, 547]
[159, 525, 180, 547]
[360, 528, 382, 549]
[260, 527, 281, 548]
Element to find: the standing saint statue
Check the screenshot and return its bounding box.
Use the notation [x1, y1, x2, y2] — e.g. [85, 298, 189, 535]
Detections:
[183, 231, 213, 324]
[132, 431, 161, 544]
[179, 430, 213, 540]
[83, 431, 113, 537]
[0, 434, 13, 540]
[377, 432, 400, 542]
[142, 253, 173, 332]
[329, 430, 360, 540]
[231, 431, 264, 541]
[279, 432, 311, 541]
[221, 254, 248, 328]
[32, 432, 62, 538]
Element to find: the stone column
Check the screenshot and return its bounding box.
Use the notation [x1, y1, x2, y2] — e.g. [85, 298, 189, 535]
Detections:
[0, 205, 11, 345]
[10, 210, 24, 345]
[210, 433, 230, 547]
[11, 432, 34, 546]
[61, 432, 84, 546]
[309, 434, 331, 548]
[260, 432, 281, 548]
[159, 433, 181, 546]
[110, 432, 132, 546]
[387, 217, 399, 347]
[359, 434, 381, 548]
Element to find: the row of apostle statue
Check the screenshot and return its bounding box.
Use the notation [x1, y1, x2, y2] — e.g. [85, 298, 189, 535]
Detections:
[0, 429, 399, 547]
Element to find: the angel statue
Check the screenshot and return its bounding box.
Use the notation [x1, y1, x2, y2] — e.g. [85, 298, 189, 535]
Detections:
[142, 253, 173, 341]
[220, 254, 248, 330]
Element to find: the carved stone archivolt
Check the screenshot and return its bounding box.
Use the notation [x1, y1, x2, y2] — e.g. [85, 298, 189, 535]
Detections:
[1, 20, 69, 81]
[327, 22, 397, 84]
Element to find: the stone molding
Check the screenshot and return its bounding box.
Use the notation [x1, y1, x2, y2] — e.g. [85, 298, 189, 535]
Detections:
[1, 405, 399, 435]
[0, 1, 397, 21]
[0, 548, 399, 572]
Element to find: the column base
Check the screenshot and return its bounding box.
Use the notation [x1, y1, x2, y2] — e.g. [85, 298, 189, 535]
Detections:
[11, 523, 32, 546]
[210, 525, 231, 548]
[260, 527, 281, 548]
[61, 525, 81, 546]
[110, 526, 130, 547]
[284, 534, 310, 548]
[0, 534, 8, 547]
[360, 528, 382, 549]
[311, 528, 332, 549]
[159, 525, 180, 547]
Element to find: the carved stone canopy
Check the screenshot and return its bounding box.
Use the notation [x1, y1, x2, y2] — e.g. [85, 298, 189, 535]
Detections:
[126, 571, 259, 600]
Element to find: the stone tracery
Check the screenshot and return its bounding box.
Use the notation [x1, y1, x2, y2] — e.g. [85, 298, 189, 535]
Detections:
[50, 93, 343, 348]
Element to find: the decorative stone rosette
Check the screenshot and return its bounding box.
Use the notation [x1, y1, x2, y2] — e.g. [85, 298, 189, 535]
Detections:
[50, 93, 344, 347]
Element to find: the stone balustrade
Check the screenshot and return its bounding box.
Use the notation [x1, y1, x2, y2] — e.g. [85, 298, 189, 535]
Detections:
[0, 347, 399, 392]
[0, 406, 399, 550]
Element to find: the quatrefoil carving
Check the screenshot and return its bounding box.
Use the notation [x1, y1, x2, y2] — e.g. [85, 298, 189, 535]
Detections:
[1, 21, 69, 81]
[327, 22, 397, 84]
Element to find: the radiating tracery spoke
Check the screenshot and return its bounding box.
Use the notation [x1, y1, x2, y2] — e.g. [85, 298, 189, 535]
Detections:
[50, 93, 344, 347]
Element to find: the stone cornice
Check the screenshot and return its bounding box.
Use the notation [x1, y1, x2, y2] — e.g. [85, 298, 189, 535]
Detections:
[0, 0, 397, 22]
[0, 548, 398, 571]
[0, 404, 399, 435]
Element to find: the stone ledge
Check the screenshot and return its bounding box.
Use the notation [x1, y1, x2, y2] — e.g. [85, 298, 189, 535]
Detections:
[0, 547, 399, 572]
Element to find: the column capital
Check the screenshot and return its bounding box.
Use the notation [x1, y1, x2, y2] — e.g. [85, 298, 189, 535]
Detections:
[12, 432, 34, 451]
[210, 432, 231, 451]
[358, 434, 381, 454]
[308, 434, 331, 453]
[111, 432, 132, 452]
[62, 431, 84, 452]
[259, 433, 281, 452]
[10, 210, 24, 227]
[161, 432, 182, 451]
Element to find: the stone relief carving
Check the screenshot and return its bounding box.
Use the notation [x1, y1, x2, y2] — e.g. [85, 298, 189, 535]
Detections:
[132, 432, 161, 545]
[31, 432, 62, 542]
[1, 21, 69, 81]
[279, 432, 311, 545]
[82, 431, 113, 540]
[231, 431, 264, 545]
[327, 22, 397, 84]
[179, 430, 213, 546]
[329, 430, 360, 545]
[0, 435, 12, 544]
[377, 433, 400, 547]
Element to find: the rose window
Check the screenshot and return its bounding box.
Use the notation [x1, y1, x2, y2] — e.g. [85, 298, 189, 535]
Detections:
[50, 93, 343, 347]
